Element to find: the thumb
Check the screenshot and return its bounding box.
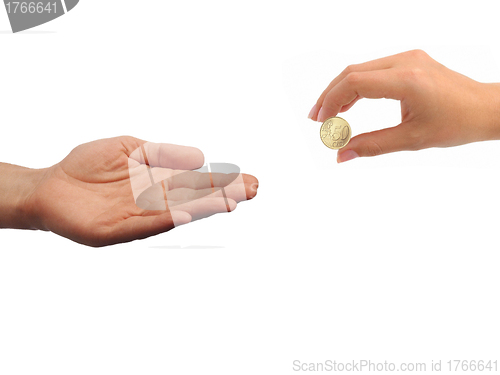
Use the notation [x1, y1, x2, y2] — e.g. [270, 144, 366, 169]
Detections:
[337, 123, 421, 163]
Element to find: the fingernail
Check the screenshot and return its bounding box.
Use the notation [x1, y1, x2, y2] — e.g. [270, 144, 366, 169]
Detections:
[317, 106, 326, 122]
[337, 150, 359, 163]
[246, 183, 259, 200]
[308, 104, 317, 119]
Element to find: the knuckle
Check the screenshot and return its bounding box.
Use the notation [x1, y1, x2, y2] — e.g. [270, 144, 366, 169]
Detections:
[407, 49, 429, 60]
[364, 140, 384, 157]
[408, 130, 427, 151]
[402, 125, 426, 151]
[342, 64, 356, 75]
[406, 137, 423, 151]
[344, 71, 362, 86]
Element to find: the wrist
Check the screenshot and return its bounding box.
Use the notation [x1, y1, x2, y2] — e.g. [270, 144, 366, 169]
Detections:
[0, 163, 47, 230]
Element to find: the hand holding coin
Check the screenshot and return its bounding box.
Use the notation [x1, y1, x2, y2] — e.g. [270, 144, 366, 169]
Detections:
[308, 50, 500, 163]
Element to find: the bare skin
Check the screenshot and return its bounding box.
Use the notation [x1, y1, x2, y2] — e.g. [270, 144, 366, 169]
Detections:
[0, 136, 258, 247]
[308, 49, 500, 162]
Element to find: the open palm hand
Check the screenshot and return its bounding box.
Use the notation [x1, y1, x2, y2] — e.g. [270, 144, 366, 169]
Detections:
[27, 136, 258, 247]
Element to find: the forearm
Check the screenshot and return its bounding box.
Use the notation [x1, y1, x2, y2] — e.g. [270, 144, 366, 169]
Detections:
[0, 163, 45, 230]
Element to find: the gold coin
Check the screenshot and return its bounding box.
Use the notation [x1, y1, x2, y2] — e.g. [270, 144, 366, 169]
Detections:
[320, 116, 351, 149]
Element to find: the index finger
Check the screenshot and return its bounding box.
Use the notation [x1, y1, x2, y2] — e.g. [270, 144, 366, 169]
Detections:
[317, 69, 407, 122]
[129, 141, 205, 170]
[310, 51, 409, 121]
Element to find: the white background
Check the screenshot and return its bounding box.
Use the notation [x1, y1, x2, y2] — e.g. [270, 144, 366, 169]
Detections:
[1, 1, 500, 374]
